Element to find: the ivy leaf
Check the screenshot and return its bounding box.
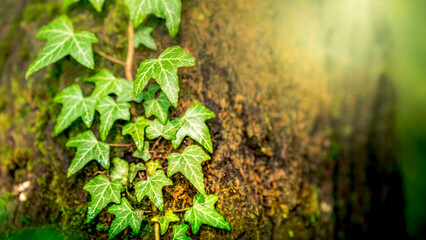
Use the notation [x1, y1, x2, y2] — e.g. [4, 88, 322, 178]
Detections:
[62, 0, 105, 12]
[167, 145, 210, 194]
[123, 116, 151, 152]
[143, 84, 160, 100]
[125, 0, 181, 37]
[184, 194, 231, 234]
[108, 197, 143, 239]
[66, 131, 110, 177]
[88, 0, 106, 12]
[135, 170, 172, 212]
[172, 103, 215, 153]
[63, 0, 78, 9]
[133, 142, 151, 162]
[146, 118, 182, 140]
[83, 174, 121, 223]
[84, 69, 141, 102]
[134, 27, 157, 50]
[144, 91, 172, 124]
[146, 160, 163, 176]
[53, 84, 97, 135]
[129, 163, 147, 183]
[134, 46, 195, 108]
[152, 210, 179, 235]
[96, 96, 131, 141]
[172, 224, 192, 240]
[26, 15, 98, 78]
[110, 158, 129, 185]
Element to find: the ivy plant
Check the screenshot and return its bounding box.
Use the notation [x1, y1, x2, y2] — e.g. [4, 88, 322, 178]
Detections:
[27, 0, 230, 239]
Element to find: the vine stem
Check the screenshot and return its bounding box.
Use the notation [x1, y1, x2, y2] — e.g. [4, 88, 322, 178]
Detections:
[147, 174, 161, 240]
[108, 143, 134, 147]
[94, 50, 126, 66]
[125, 20, 135, 80]
[144, 207, 190, 214]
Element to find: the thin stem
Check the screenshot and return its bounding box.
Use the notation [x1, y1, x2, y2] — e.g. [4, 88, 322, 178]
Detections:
[152, 137, 162, 150]
[125, 20, 135, 80]
[144, 207, 190, 214]
[94, 50, 126, 66]
[109, 143, 134, 147]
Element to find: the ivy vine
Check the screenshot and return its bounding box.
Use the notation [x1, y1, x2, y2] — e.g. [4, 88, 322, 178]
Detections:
[26, 0, 231, 239]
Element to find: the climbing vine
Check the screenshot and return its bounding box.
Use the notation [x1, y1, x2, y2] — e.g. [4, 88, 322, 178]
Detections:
[26, 0, 230, 239]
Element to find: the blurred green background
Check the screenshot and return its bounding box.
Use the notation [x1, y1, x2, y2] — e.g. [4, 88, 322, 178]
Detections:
[388, 0, 426, 237]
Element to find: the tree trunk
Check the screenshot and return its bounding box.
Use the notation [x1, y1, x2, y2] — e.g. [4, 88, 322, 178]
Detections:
[0, 0, 406, 239]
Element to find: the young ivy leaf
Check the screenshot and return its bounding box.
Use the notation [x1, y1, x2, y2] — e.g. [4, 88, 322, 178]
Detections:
[96, 96, 131, 141]
[53, 84, 97, 135]
[129, 163, 147, 183]
[184, 194, 231, 234]
[134, 27, 157, 50]
[144, 91, 172, 124]
[26, 15, 98, 78]
[110, 158, 129, 185]
[83, 174, 121, 223]
[172, 102, 215, 153]
[122, 116, 151, 152]
[84, 69, 142, 102]
[66, 130, 110, 177]
[167, 145, 211, 194]
[134, 46, 195, 108]
[172, 224, 192, 240]
[146, 118, 182, 140]
[108, 197, 143, 239]
[152, 210, 179, 235]
[125, 0, 181, 37]
[135, 170, 172, 212]
[133, 142, 151, 162]
[146, 160, 163, 176]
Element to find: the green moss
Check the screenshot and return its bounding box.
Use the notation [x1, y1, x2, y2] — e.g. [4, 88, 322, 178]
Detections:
[23, 2, 60, 23]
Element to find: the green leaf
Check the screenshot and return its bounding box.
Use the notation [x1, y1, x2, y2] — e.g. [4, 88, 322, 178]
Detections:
[62, 0, 105, 12]
[88, 0, 105, 12]
[129, 163, 147, 183]
[143, 84, 160, 100]
[146, 160, 163, 176]
[63, 0, 78, 9]
[84, 69, 142, 102]
[133, 142, 151, 162]
[83, 174, 121, 223]
[134, 27, 157, 50]
[108, 197, 143, 239]
[172, 224, 191, 240]
[144, 91, 172, 124]
[184, 194, 231, 234]
[125, 0, 181, 37]
[152, 210, 179, 235]
[146, 118, 182, 140]
[172, 103, 215, 153]
[26, 15, 98, 78]
[135, 170, 172, 211]
[167, 145, 210, 194]
[66, 131, 110, 177]
[53, 84, 97, 135]
[110, 158, 129, 185]
[122, 116, 151, 152]
[96, 96, 131, 141]
[134, 46, 195, 107]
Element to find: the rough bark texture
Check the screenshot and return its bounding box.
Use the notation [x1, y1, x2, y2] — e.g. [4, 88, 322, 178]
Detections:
[0, 0, 406, 239]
